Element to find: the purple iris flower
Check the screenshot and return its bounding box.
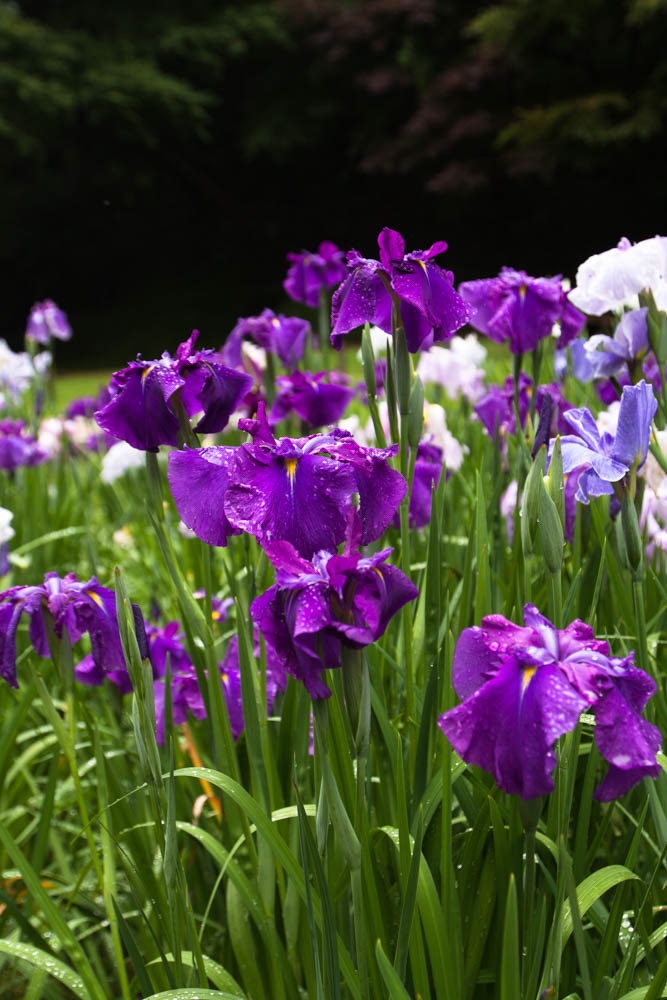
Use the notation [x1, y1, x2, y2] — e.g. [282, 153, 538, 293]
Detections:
[474, 375, 572, 441]
[269, 370, 353, 429]
[284, 241, 348, 308]
[192, 589, 233, 625]
[152, 631, 282, 745]
[558, 381, 657, 502]
[168, 403, 406, 556]
[571, 308, 650, 382]
[392, 442, 444, 530]
[458, 268, 585, 354]
[438, 604, 661, 801]
[250, 533, 418, 698]
[66, 387, 111, 420]
[331, 227, 470, 354]
[0, 420, 48, 471]
[222, 309, 311, 370]
[0, 572, 128, 689]
[94, 331, 252, 452]
[25, 300, 72, 344]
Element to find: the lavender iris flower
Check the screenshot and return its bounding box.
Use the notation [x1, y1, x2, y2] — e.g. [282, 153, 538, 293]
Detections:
[331, 227, 470, 353]
[558, 381, 657, 502]
[459, 268, 585, 354]
[95, 331, 252, 452]
[168, 403, 406, 556]
[0, 572, 128, 689]
[222, 309, 311, 370]
[269, 370, 353, 429]
[0, 420, 48, 471]
[251, 536, 418, 698]
[25, 300, 72, 344]
[438, 604, 661, 801]
[571, 308, 650, 382]
[284, 241, 348, 308]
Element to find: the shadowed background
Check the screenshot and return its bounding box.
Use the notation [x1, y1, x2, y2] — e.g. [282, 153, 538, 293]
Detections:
[2, 0, 665, 367]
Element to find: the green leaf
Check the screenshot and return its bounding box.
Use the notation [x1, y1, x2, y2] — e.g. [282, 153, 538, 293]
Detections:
[394, 806, 424, 980]
[0, 817, 106, 1000]
[141, 991, 249, 999]
[560, 838, 592, 1000]
[295, 783, 340, 1000]
[174, 769, 360, 1000]
[146, 954, 245, 996]
[375, 939, 412, 999]
[0, 939, 87, 998]
[500, 875, 520, 1000]
[560, 865, 641, 951]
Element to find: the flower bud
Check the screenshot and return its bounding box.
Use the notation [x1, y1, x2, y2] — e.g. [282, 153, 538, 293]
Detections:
[620, 489, 643, 580]
[642, 288, 667, 366]
[521, 447, 546, 555]
[545, 436, 565, 530]
[538, 484, 564, 574]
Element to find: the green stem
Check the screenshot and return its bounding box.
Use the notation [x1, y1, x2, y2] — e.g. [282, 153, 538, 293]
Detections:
[631, 577, 650, 676]
[318, 286, 330, 366]
[522, 826, 537, 998]
[549, 569, 562, 629]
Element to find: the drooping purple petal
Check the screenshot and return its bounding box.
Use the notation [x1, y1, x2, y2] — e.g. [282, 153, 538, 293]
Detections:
[592, 663, 662, 800]
[269, 371, 352, 429]
[439, 654, 588, 798]
[330, 255, 393, 350]
[168, 447, 240, 547]
[180, 356, 252, 434]
[95, 361, 184, 452]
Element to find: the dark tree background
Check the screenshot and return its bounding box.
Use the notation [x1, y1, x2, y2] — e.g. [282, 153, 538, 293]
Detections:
[2, 0, 665, 366]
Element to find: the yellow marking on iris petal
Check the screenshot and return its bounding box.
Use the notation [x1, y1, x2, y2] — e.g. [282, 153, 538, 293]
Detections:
[272, 318, 281, 328]
[373, 567, 384, 580]
[417, 259, 428, 274]
[141, 364, 155, 387]
[519, 283, 527, 299]
[285, 457, 298, 494]
[521, 666, 537, 693]
[211, 610, 220, 621]
[85, 590, 104, 609]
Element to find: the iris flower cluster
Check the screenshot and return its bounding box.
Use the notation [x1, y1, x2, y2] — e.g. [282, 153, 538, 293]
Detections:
[331, 227, 470, 353]
[222, 309, 311, 370]
[557, 380, 657, 503]
[0, 419, 48, 471]
[269, 370, 353, 429]
[283, 241, 347, 308]
[95, 331, 252, 452]
[25, 300, 72, 344]
[148, 626, 281, 745]
[168, 402, 407, 556]
[474, 374, 572, 443]
[439, 604, 661, 801]
[459, 267, 585, 354]
[250, 531, 418, 699]
[0, 572, 128, 689]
